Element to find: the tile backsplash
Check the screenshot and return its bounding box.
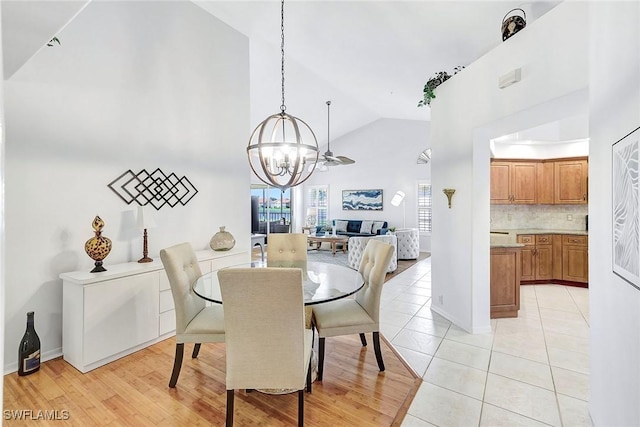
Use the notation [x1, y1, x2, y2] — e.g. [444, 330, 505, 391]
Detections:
[491, 205, 588, 230]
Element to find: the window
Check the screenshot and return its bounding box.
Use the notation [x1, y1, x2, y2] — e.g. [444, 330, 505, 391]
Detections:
[251, 185, 292, 224]
[417, 182, 432, 233]
[306, 185, 328, 227]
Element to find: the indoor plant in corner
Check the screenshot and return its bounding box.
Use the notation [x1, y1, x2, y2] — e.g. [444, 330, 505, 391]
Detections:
[418, 66, 465, 107]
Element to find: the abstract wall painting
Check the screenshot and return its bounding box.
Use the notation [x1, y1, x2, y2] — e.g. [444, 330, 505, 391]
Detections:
[342, 189, 383, 211]
[612, 126, 640, 290]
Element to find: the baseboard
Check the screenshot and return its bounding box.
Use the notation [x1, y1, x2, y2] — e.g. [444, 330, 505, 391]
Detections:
[4, 347, 62, 375]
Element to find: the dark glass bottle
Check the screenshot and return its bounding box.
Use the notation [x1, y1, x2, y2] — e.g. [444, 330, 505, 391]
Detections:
[18, 311, 41, 376]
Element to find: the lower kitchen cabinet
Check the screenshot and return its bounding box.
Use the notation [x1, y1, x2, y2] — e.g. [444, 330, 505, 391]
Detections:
[562, 235, 589, 283]
[517, 233, 588, 286]
[490, 247, 521, 318]
[517, 235, 553, 281]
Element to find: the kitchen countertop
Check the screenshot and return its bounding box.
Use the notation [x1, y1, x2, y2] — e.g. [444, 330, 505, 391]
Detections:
[490, 229, 588, 248]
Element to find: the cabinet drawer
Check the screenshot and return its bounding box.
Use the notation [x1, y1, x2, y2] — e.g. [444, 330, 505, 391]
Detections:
[563, 235, 587, 246]
[159, 310, 176, 335]
[536, 235, 552, 244]
[517, 235, 535, 245]
[211, 253, 250, 271]
[159, 289, 174, 313]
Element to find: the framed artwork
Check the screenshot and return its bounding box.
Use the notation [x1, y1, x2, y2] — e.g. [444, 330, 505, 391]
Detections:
[612, 126, 640, 291]
[342, 189, 383, 210]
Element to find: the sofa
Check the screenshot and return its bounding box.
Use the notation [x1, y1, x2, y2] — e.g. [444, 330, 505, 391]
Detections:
[315, 219, 388, 237]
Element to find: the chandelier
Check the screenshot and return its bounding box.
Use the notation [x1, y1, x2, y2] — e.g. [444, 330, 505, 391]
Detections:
[246, 0, 319, 191]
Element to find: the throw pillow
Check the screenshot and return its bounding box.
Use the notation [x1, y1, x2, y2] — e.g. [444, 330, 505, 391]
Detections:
[360, 220, 374, 234]
[335, 220, 349, 233]
[372, 221, 385, 234]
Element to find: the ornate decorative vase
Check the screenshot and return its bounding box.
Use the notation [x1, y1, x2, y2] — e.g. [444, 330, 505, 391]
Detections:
[84, 216, 112, 273]
[210, 226, 236, 251]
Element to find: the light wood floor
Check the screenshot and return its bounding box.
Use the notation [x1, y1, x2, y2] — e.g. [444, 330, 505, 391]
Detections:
[4, 334, 420, 426]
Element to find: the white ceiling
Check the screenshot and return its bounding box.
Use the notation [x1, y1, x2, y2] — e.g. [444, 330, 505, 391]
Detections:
[2, 0, 563, 146]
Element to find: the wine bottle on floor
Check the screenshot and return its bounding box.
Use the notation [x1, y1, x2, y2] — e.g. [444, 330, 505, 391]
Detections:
[18, 311, 41, 376]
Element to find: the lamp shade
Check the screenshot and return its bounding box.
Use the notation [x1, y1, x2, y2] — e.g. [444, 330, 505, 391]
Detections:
[137, 205, 157, 230]
[306, 207, 317, 217]
[390, 191, 406, 207]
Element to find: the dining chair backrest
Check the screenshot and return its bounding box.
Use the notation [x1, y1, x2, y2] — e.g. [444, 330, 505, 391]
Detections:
[218, 267, 308, 391]
[160, 242, 205, 335]
[355, 239, 394, 324]
[266, 233, 308, 263]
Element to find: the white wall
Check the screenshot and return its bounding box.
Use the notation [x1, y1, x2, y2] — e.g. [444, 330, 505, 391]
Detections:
[588, 2, 640, 425]
[0, 0, 5, 408]
[430, 2, 588, 332]
[2, 1, 250, 372]
[302, 118, 431, 251]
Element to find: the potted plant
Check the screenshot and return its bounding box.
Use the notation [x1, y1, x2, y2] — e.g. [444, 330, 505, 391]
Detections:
[418, 66, 465, 107]
[388, 227, 396, 235]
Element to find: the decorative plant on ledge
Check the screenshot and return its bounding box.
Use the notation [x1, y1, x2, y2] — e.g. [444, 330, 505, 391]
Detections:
[418, 66, 465, 107]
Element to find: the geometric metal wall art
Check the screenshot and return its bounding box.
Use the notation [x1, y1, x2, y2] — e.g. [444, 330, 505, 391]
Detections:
[108, 168, 198, 210]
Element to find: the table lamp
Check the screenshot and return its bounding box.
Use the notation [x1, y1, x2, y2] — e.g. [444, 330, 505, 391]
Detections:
[306, 207, 317, 227]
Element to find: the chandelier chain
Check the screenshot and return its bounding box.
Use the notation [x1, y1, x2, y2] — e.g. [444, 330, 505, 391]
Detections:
[280, 0, 286, 113]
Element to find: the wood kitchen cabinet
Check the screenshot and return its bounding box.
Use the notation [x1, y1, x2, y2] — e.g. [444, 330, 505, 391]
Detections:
[517, 233, 588, 286]
[491, 157, 588, 205]
[490, 247, 521, 318]
[562, 235, 589, 283]
[490, 161, 537, 204]
[554, 158, 588, 204]
[517, 234, 553, 281]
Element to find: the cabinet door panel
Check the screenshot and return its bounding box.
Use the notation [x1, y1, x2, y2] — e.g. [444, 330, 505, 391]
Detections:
[520, 247, 535, 281]
[536, 246, 553, 280]
[511, 162, 537, 204]
[555, 160, 588, 204]
[491, 162, 511, 204]
[536, 162, 554, 204]
[490, 248, 521, 318]
[83, 274, 159, 365]
[563, 245, 589, 283]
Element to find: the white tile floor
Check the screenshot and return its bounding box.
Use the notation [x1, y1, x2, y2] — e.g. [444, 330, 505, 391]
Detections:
[380, 256, 592, 427]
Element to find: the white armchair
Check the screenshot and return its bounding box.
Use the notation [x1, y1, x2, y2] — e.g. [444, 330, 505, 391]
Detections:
[348, 235, 397, 272]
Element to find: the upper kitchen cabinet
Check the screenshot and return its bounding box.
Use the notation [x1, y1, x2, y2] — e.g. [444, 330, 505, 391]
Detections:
[491, 157, 588, 205]
[554, 158, 588, 204]
[490, 161, 537, 204]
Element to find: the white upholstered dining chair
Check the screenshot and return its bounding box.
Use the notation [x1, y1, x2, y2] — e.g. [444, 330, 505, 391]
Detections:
[266, 233, 313, 328]
[266, 233, 308, 263]
[218, 267, 313, 427]
[160, 242, 225, 388]
[311, 239, 394, 381]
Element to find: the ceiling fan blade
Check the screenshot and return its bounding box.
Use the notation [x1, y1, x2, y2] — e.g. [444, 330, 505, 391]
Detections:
[336, 156, 355, 165]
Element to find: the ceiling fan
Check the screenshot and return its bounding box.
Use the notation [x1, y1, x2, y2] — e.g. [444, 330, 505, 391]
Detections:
[316, 101, 355, 171]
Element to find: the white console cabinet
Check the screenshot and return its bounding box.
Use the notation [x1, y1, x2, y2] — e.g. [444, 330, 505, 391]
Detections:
[61, 248, 248, 373]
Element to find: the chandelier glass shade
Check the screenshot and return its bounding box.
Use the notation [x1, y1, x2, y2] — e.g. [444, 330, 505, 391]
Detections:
[246, 0, 319, 191]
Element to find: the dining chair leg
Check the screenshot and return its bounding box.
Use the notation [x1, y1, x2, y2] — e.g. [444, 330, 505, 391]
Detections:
[168, 343, 184, 388]
[306, 358, 312, 393]
[192, 343, 201, 358]
[359, 333, 367, 347]
[372, 332, 385, 372]
[297, 389, 304, 427]
[317, 337, 325, 381]
[226, 390, 234, 426]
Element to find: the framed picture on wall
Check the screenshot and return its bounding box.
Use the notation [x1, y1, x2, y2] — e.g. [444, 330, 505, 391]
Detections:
[342, 189, 383, 211]
[612, 125, 640, 291]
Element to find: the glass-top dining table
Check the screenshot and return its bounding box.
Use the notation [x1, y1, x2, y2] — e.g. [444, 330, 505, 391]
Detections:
[192, 261, 364, 306]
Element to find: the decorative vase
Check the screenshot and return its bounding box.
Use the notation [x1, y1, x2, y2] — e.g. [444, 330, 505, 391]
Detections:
[210, 226, 235, 251]
[84, 215, 112, 273]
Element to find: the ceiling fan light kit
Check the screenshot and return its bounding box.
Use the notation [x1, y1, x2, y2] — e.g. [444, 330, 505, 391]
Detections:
[246, 0, 319, 190]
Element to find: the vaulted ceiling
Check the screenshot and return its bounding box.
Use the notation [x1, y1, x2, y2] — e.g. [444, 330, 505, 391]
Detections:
[2, 0, 562, 146]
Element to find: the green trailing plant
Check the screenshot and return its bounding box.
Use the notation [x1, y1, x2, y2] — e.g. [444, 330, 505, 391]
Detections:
[418, 66, 465, 107]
